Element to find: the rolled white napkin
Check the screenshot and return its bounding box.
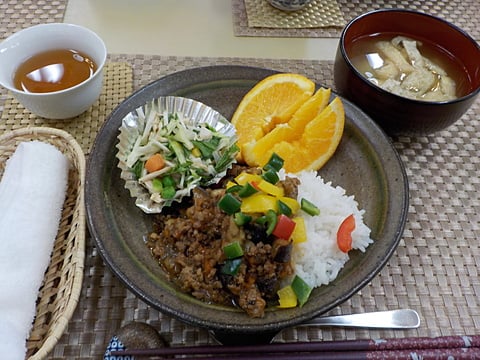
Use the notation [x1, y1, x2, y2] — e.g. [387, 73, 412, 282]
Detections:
[0, 140, 69, 360]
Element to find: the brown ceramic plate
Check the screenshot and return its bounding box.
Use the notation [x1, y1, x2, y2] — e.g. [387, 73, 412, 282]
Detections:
[86, 65, 408, 340]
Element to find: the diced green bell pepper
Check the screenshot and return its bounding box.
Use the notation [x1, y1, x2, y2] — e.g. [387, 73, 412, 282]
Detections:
[291, 275, 312, 307]
[223, 241, 244, 259]
[218, 193, 242, 215]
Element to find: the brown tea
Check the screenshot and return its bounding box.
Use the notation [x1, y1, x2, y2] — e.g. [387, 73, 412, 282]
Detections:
[13, 49, 97, 93]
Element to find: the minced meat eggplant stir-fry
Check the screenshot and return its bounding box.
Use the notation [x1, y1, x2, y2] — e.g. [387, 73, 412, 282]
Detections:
[146, 158, 311, 318]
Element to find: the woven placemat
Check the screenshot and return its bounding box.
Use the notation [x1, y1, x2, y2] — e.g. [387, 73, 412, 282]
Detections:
[32, 54, 478, 358]
[0, 61, 133, 155]
[233, 0, 480, 39]
[244, 0, 345, 29]
[0, 0, 67, 41]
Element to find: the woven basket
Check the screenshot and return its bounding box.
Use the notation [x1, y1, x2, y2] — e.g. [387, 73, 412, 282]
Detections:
[0, 127, 86, 360]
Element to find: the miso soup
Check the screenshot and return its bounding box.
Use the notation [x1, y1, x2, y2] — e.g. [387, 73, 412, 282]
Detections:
[347, 33, 470, 101]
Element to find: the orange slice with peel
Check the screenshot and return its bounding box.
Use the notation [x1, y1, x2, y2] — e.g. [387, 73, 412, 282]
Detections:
[243, 87, 332, 167]
[231, 73, 315, 162]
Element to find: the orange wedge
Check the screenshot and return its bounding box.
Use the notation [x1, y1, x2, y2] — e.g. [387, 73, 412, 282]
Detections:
[268, 97, 345, 173]
[243, 87, 332, 167]
[231, 73, 315, 162]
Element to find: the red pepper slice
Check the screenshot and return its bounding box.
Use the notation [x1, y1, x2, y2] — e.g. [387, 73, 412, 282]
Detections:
[337, 214, 355, 253]
[272, 214, 296, 240]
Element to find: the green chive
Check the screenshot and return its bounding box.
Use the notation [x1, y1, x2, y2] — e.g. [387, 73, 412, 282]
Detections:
[238, 182, 258, 198]
[262, 169, 279, 184]
[277, 200, 292, 216]
[234, 212, 252, 226]
[301, 198, 320, 216]
[265, 209, 278, 236]
[263, 152, 284, 172]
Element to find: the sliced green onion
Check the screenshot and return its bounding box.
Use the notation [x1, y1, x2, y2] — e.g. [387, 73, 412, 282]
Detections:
[277, 200, 292, 216]
[263, 152, 284, 172]
[265, 209, 278, 236]
[223, 241, 244, 259]
[221, 258, 243, 276]
[238, 182, 258, 198]
[218, 193, 241, 215]
[262, 169, 279, 185]
[226, 184, 243, 193]
[234, 212, 252, 226]
[301, 198, 320, 216]
[255, 209, 277, 236]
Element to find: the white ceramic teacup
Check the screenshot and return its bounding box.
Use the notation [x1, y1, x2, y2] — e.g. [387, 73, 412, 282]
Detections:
[0, 23, 107, 119]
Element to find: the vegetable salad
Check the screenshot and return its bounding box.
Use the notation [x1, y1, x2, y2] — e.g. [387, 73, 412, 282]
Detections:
[125, 102, 239, 206]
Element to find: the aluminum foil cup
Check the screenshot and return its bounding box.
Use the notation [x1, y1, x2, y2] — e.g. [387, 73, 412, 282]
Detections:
[116, 96, 237, 213]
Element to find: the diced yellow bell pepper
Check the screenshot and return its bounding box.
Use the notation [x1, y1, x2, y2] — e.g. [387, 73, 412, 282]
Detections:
[277, 285, 297, 308]
[240, 193, 277, 213]
[234, 172, 263, 186]
[257, 179, 284, 197]
[278, 196, 300, 214]
[291, 216, 307, 243]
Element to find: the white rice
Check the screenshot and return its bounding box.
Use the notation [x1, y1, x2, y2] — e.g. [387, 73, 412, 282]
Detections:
[286, 170, 373, 289]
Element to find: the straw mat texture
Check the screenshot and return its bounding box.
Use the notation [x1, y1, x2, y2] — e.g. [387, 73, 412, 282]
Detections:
[0, 127, 85, 360]
[0, 0, 67, 41]
[244, 0, 345, 29]
[0, 62, 133, 154]
[233, 0, 480, 39]
[11, 54, 472, 358]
